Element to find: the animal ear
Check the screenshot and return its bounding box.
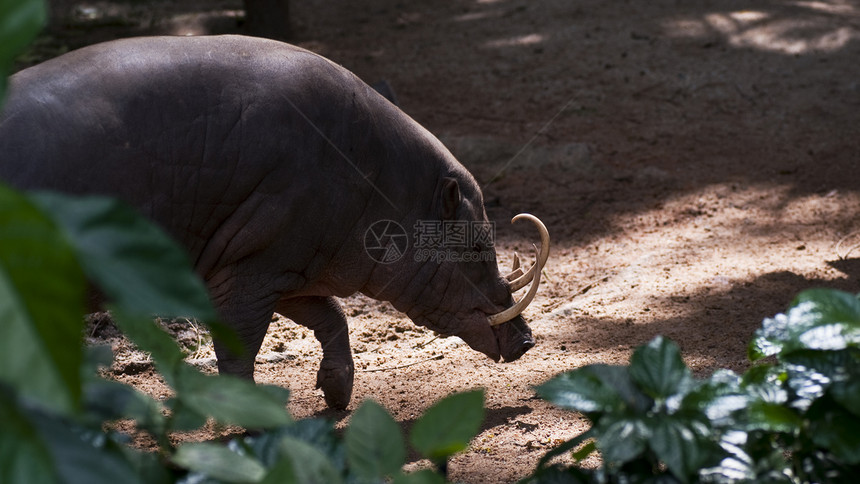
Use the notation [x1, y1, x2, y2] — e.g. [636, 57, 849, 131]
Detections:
[440, 177, 460, 220]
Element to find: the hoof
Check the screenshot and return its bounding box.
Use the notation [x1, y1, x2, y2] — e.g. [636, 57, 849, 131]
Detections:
[315, 359, 354, 410]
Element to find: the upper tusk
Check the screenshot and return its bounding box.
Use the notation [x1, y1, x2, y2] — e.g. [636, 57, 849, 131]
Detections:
[505, 267, 525, 282]
[506, 214, 550, 292]
[504, 252, 524, 282]
[489, 244, 542, 326]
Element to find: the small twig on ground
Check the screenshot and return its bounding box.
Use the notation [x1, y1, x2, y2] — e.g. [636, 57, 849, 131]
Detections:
[413, 334, 441, 349]
[361, 354, 444, 372]
[574, 275, 610, 297]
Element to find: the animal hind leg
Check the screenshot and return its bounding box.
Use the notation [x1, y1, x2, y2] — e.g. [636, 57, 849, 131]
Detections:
[277, 296, 353, 410]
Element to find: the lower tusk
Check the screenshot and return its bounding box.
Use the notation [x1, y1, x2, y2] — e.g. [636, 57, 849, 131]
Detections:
[488, 245, 542, 326]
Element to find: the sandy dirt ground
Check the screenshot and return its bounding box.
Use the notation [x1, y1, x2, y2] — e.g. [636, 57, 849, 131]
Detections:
[24, 0, 860, 482]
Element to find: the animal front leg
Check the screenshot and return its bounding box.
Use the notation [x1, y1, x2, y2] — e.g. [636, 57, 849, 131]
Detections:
[277, 296, 353, 410]
[212, 301, 275, 381]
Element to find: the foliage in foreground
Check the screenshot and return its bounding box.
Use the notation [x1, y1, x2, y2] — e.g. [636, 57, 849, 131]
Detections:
[0, 180, 486, 484]
[526, 288, 860, 483]
[4, 3, 859, 483]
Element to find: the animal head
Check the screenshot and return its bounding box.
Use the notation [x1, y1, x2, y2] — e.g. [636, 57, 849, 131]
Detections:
[362, 167, 549, 362]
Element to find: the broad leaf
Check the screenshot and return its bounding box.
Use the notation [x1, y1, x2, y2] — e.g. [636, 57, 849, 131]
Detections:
[595, 416, 648, 464]
[23, 399, 145, 484]
[165, 399, 208, 432]
[30, 192, 217, 322]
[700, 431, 757, 482]
[782, 349, 860, 412]
[264, 436, 343, 484]
[807, 395, 860, 464]
[392, 469, 447, 484]
[681, 370, 748, 425]
[173, 442, 266, 483]
[0, 184, 86, 413]
[830, 377, 860, 418]
[649, 415, 719, 482]
[537, 364, 650, 415]
[536, 430, 596, 469]
[0, 387, 56, 484]
[174, 365, 291, 429]
[345, 399, 405, 479]
[0, 0, 45, 99]
[82, 378, 165, 434]
[750, 289, 860, 360]
[793, 289, 860, 330]
[410, 389, 485, 461]
[630, 336, 692, 401]
[110, 309, 186, 382]
[250, 418, 341, 468]
[745, 401, 802, 433]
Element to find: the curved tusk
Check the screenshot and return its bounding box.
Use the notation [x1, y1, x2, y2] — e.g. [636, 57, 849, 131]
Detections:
[504, 252, 524, 282]
[507, 214, 550, 292]
[489, 244, 542, 326]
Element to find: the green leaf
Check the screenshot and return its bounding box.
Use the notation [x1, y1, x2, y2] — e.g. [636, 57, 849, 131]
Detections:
[109, 309, 186, 382]
[249, 418, 343, 470]
[409, 389, 485, 461]
[29, 192, 218, 322]
[345, 399, 405, 479]
[0, 0, 45, 99]
[681, 370, 747, 425]
[165, 398, 208, 432]
[571, 440, 597, 462]
[630, 336, 692, 401]
[807, 395, 860, 464]
[700, 431, 758, 482]
[831, 378, 860, 418]
[260, 458, 298, 484]
[262, 436, 343, 484]
[536, 429, 595, 469]
[392, 469, 447, 484]
[174, 365, 291, 429]
[536, 364, 650, 416]
[17, 396, 146, 484]
[745, 401, 802, 433]
[173, 442, 266, 483]
[595, 417, 648, 465]
[0, 387, 57, 484]
[649, 415, 718, 482]
[750, 289, 860, 361]
[82, 378, 166, 434]
[782, 349, 860, 411]
[793, 289, 860, 328]
[0, 184, 86, 413]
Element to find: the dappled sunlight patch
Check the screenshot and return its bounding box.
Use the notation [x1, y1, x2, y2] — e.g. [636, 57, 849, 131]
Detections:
[483, 32, 546, 49]
[662, 2, 860, 54]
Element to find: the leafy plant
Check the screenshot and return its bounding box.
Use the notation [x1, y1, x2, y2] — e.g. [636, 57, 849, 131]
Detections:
[0, 0, 44, 98]
[0, 138, 485, 484]
[526, 289, 860, 483]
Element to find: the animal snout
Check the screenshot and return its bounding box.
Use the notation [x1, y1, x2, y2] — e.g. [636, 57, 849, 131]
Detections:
[497, 315, 535, 362]
[502, 336, 534, 362]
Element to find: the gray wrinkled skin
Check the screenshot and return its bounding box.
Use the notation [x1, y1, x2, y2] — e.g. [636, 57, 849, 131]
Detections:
[0, 35, 534, 410]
